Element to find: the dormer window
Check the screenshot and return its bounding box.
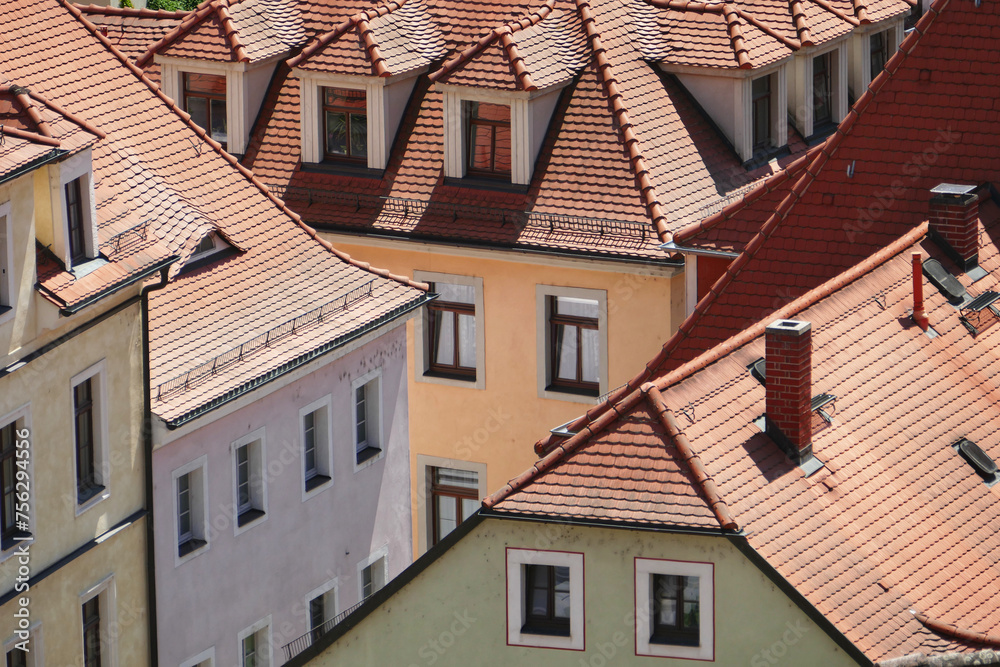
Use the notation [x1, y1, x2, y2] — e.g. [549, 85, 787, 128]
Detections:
[751, 77, 772, 152]
[812, 53, 833, 129]
[65, 177, 87, 265]
[789, 44, 846, 140]
[323, 87, 367, 163]
[183, 73, 228, 150]
[53, 149, 99, 271]
[465, 102, 511, 178]
[869, 31, 889, 79]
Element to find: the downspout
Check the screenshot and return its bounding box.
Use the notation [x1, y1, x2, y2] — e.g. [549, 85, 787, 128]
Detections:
[141, 265, 171, 667]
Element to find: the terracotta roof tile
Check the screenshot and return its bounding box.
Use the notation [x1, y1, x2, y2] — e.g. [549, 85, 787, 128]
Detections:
[77, 4, 187, 83]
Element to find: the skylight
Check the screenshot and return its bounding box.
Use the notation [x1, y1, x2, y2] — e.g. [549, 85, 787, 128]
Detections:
[953, 438, 999, 486]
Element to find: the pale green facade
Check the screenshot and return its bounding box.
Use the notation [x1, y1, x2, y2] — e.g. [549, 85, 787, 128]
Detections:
[301, 516, 863, 667]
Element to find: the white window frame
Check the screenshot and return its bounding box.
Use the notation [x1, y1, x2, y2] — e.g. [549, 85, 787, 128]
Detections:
[157, 57, 251, 155]
[357, 546, 389, 601]
[231, 428, 267, 535]
[0, 200, 15, 324]
[54, 149, 98, 271]
[635, 558, 714, 660]
[413, 271, 486, 390]
[300, 395, 334, 500]
[236, 616, 271, 667]
[71, 360, 111, 516]
[351, 369, 383, 471]
[172, 454, 209, 566]
[179, 646, 215, 667]
[849, 18, 904, 96]
[738, 64, 788, 162]
[0, 403, 33, 561]
[304, 579, 339, 634]
[506, 548, 585, 651]
[3, 621, 41, 667]
[535, 285, 608, 403]
[79, 574, 118, 667]
[789, 41, 848, 139]
[440, 83, 566, 186]
[416, 454, 487, 555]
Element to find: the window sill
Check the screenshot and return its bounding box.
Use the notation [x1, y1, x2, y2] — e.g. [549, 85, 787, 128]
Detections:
[355, 446, 382, 468]
[237, 508, 266, 528]
[305, 474, 332, 493]
[1, 531, 32, 553]
[75, 485, 110, 516]
[70, 257, 108, 280]
[178, 538, 207, 559]
[301, 161, 385, 180]
[545, 383, 599, 398]
[521, 623, 571, 638]
[424, 369, 476, 383]
[443, 176, 529, 194]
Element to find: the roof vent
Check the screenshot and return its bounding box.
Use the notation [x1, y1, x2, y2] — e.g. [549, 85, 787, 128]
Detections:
[954, 438, 999, 485]
[747, 357, 766, 386]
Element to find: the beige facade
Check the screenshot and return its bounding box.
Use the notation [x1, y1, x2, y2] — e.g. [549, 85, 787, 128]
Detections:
[298, 516, 862, 666]
[0, 161, 151, 665]
[320, 233, 686, 556]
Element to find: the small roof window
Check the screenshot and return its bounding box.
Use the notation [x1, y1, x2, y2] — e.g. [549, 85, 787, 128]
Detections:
[747, 358, 766, 386]
[953, 438, 999, 486]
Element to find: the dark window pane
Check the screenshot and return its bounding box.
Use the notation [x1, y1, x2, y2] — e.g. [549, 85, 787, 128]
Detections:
[350, 113, 368, 157]
[187, 96, 208, 131]
[210, 98, 228, 145]
[813, 53, 832, 126]
[325, 111, 348, 156]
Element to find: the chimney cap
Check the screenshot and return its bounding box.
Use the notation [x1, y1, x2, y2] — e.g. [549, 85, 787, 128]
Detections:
[930, 183, 977, 198]
[766, 319, 811, 336]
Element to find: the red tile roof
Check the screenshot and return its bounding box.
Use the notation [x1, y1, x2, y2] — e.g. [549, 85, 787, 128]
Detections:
[135, 0, 307, 67]
[3, 0, 428, 421]
[533, 0, 999, 454]
[76, 5, 188, 85]
[489, 210, 1000, 661]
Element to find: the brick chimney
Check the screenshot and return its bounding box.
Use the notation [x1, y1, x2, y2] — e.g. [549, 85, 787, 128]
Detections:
[929, 183, 980, 271]
[765, 319, 813, 463]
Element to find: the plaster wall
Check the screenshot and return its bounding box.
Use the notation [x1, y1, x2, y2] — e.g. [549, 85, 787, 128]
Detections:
[674, 73, 738, 147]
[152, 325, 412, 667]
[317, 235, 685, 557]
[307, 518, 863, 667]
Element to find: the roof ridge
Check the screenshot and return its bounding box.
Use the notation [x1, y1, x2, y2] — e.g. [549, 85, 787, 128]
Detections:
[0, 124, 61, 147]
[136, 0, 222, 68]
[8, 87, 52, 138]
[215, 0, 250, 63]
[577, 0, 670, 242]
[721, 4, 751, 69]
[644, 385, 739, 530]
[497, 27, 537, 90]
[788, 0, 814, 46]
[428, 0, 555, 85]
[912, 612, 1000, 647]
[644, 0, 803, 53]
[286, 0, 405, 71]
[75, 3, 190, 19]
[63, 0, 431, 294]
[804, 0, 861, 26]
[25, 88, 107, 140]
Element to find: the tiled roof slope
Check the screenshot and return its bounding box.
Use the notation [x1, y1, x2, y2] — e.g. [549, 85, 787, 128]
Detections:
[2, 0, 427, 421]
[76, 5, 187, 85]
[136, 0, 307, 67]
[533, 0, 992, 453]
[489, 212, 1000, 661]
[289, 0, 447, 77]
[242, 0, 809, 259]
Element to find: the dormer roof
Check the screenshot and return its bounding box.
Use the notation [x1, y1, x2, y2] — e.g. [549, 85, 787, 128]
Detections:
[0, 80, 104, 179]
[289, 0, 446, 78]
[136, 0, 307, 68]
[429, 1, 588, 92]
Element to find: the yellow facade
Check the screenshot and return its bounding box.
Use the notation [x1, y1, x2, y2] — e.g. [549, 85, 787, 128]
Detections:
[0, 162, 150, 665]
[320, 233, 686, 555]
[302, 517, 863, 666]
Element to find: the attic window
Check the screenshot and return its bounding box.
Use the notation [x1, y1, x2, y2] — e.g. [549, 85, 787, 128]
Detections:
[747, 358, 766, 386]
[923, 258, 969, 305]
[192, 233, 219, 259]
[464, 101, 511, 178]
[323, 87, 367, 163]
[953, 438, 999, 486]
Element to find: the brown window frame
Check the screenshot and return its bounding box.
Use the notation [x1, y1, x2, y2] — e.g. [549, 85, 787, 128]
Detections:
[430, 467, 478, 545]
[522, 564, 571, 636]
[812, 52, 833, 128]
[322, 87, 368, 163]
[82, 596, 102, 667]
[74, 378, 102, 504]
[650, 574, 700, 647]
[464, 101, 511, 179]
[751, 75, 772, 151]
[1, 423, 20, 545]
[427, 286, 476, 380]
[548, 298, 600, 396]
[183, 72, 227, 150]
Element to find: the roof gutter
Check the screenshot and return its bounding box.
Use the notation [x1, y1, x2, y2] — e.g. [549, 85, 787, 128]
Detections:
[161, 293, 433, 428]
[478, 507, 740, 536]
[140, 265, 171, 667]
[35, 256, 178, 315]
[659, 240, 740, 259]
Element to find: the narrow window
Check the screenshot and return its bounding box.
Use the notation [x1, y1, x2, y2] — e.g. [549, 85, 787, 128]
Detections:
[65, 177, 86, 265]
[234, 440, 264, 527]
[1, 423, 18, 545]
[0, 212, 11, 310]
[549, 296, 600, 395]
[6, 647, 27, 667]
[82, 597, 102, 667]
[427, 283, 476, 380]
[241, 632, 256, 667]
[362, 558, 386, 599]
[183, 73, 227, 149]
[323, 88, 367, 162]
[650, 574, 700, 646]
[236, 445, 251, 514]
[177, 472, 192, 546]
[431, 467, 479, 545]
[522, 564, 571, 636]
[309, 595, 325, 642]
[464, 101, 511, 178]
[812, 52, 833, 128]
[354, 379, 380, 465]
[751, 76, 771, 151]
[303, 411, 317, 482]
[905, 1, 923, 29]
[75, 378, 100, 503]
[869, 31, 889, 80]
